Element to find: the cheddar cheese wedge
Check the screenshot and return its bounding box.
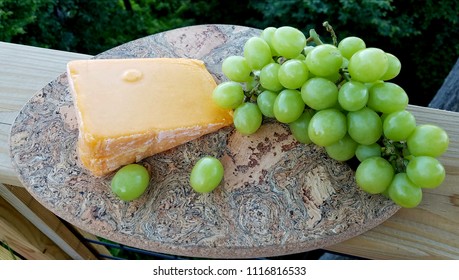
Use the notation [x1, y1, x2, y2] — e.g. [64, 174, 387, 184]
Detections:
[67, 58, 233, 176]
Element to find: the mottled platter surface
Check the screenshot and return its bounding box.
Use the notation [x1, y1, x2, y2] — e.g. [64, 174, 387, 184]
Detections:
[9, 25, 399, 258]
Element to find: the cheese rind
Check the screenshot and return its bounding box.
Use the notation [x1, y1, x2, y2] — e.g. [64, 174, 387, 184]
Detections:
[67, 58, 232, 176]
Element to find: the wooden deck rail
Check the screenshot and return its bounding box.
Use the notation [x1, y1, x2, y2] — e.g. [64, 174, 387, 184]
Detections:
[1, 28, 459, 259]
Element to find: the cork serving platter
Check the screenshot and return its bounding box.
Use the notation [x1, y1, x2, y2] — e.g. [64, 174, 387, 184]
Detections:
[9, 24, 399, 258]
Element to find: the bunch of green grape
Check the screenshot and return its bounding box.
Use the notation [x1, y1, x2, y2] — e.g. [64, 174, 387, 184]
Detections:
[212, 24, 449, 208]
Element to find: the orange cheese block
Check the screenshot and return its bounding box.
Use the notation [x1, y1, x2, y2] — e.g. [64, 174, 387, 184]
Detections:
[67, 58, 233, 176]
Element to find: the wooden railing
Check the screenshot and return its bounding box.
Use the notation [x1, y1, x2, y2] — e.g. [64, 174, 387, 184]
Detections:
[1, 37, 458, 259]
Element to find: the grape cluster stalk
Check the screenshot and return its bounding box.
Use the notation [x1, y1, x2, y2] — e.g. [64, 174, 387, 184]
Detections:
[212, 23, 449, 208]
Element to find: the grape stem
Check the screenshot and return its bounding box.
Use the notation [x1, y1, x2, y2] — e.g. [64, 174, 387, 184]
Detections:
[276, 56, 288, 65]
[381, 138, 409, 173]
[323, 21, 338, 46]
[339, 68, 351, 82]
[244, 81, 262, 102]
[307, 22, 338, 46]
[307, 29, 323, 45]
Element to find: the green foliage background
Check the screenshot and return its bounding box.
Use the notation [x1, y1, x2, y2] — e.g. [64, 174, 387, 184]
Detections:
[1, 0, 458, 106]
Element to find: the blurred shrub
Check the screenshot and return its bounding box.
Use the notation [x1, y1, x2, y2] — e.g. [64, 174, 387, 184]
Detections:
[2, 0, 199, 54]
[0, 0, 48, 41]
[1, 0, 458, 105]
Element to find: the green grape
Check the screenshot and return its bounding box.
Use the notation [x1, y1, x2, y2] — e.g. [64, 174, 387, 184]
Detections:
[273, 89, 305, 123]
[406, 156, 446, 189]
[289, 109, 315, 144]
[221, 55, 252, 82]
[271, 26, 307, 59]
[387, 173, 423, 208]
[305, 44, 343, 77]
[380, 112, 389, 124]
[260, 27, 279, 56]
[337, 36, 366, 60]
[303, 45, 314, 56]
[364, 80, 384, 90]
[295, 53, 306, 60]
[233, 102, 263, 135]
[243, 36, 272, 70]
[190, 156, 224, 193]
[257, 90, 278, 118]
[347, 107, 383, 145]
[355, 157, 394, 194]
[244, 75, 257, 91]
[407, 124, 449, 157]
[348, 47, 389, 83]
[341, 57, 349, 68]
[337, 80, 369, 111]
[367, 82, 409, 114]
[308, 108, 347, 146]
[380, 53, 401, 81]
[301, 77, 338, 110]
[278, 59, 309, 89]
[383, 110, 416, 141]
[325, 134, 358, 161]
[111, 164, 150, 201]
[212, 81, 245, 109]
[355, 143, 382, 162]
[322, 71, 342, 84]
[259, 62, 283, 92]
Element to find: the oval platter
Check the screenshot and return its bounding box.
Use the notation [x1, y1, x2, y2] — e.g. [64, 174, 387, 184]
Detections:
[9, 24, 399, 259]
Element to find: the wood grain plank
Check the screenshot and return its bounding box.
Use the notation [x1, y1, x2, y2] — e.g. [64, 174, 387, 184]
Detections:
[0, 194, 70, 259]
[0, 42, 91, 112]
[2, 184, 98, 259]
[429, 58, 459, 112]
[0, 123, 20, 186]
[0, 243, 20, 260]
[0, 42, 91, 187]
[72, 226, 114, 258]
